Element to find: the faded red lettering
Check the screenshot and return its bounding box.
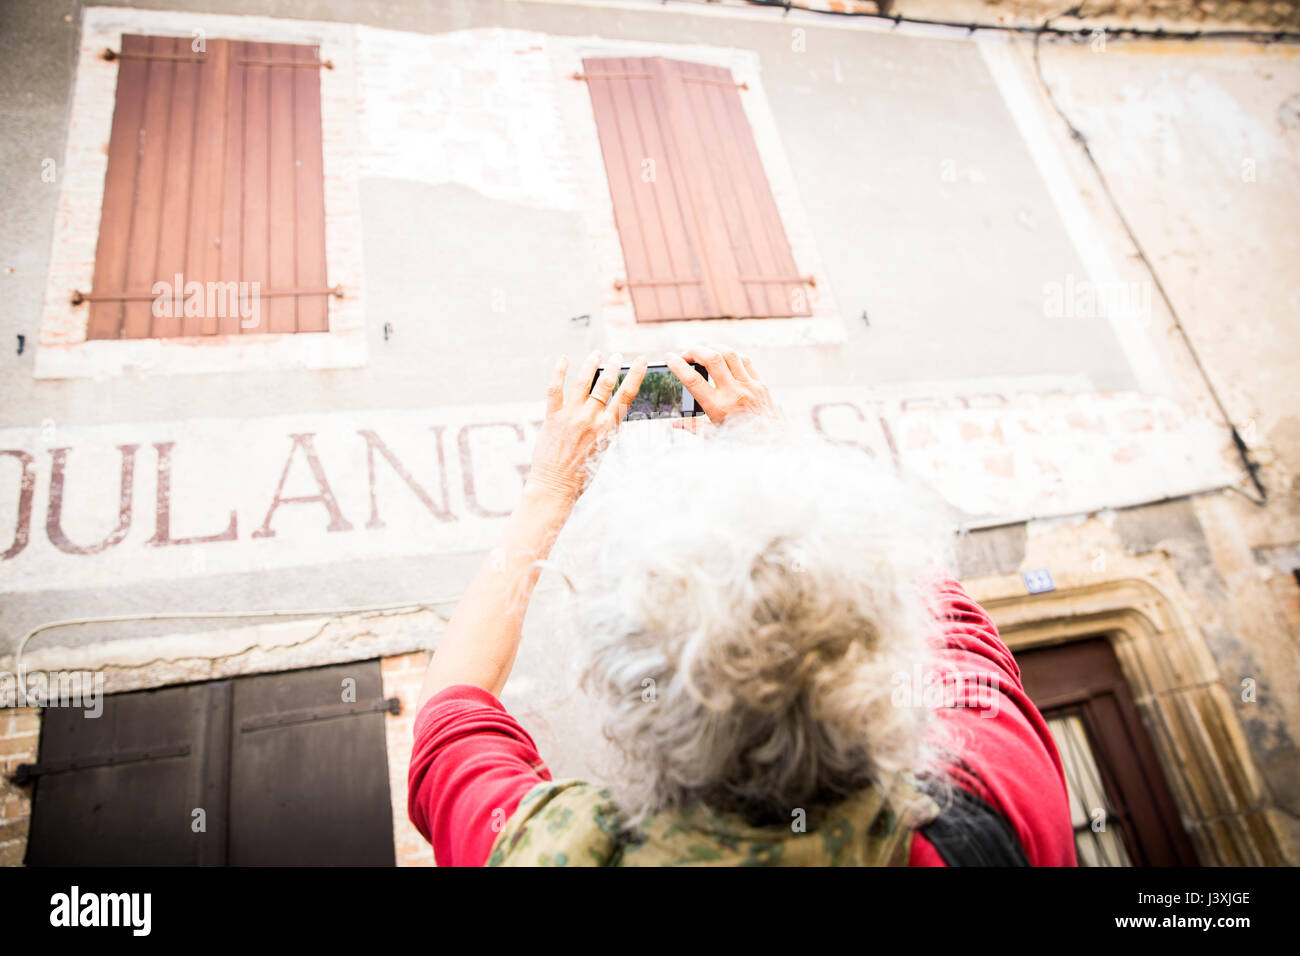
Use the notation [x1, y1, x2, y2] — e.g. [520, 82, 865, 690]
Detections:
[0, 450, 35, 560]
[253, 433, 353, 538]
[359, 427, 457, 529]
[47, 445, 139, 555]
[457, 422, 527, 519]
[147, 441, 238, 547]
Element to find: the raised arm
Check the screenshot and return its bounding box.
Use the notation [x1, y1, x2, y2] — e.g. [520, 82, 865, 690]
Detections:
[415, 351, 647, 710]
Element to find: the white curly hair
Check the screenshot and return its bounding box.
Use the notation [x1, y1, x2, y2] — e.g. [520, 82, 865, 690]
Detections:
[548, 419, 957, 827]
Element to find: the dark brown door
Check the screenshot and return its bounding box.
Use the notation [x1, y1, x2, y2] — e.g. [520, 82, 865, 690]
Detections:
[228, 664, 395, 866]
[23, 662, 396, 866]
[1017, 638, 1198, 866]
[25, 681, 225, 865]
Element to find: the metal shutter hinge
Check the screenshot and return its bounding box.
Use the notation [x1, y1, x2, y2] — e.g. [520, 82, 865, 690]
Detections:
[573, 71, 746, 90]
[72, 285, 344, 306]
[238, 696, 401, 733]
[9, 743, 192, 785]
[102, 49, 334, 69]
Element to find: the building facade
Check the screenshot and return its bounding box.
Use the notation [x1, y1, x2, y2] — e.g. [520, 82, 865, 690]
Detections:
[0, 0, 1296, 866]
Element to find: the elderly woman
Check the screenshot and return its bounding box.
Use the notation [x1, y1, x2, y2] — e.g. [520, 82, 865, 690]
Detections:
[408, 348, 1076, 866]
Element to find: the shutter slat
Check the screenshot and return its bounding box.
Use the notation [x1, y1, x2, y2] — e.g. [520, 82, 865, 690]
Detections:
[267, 42, 299, 333]
[708, 63, 810, 317]
[618, 59, 678, 320]
[293, 42, 330, 332]
[88, 35, 149, 339]
[651, 56, 746, 319]
[696, 62, 783, 317]
[189, 38, 229, 336]
[635, 57, 711, 320]
[585, 57, 667, 321]
[240, 40, 271, 335]
[122, 35, 178, 338]
[153, 35, 202, 338]
[674, 59, 758, 318]
[217, 40, 247, 335]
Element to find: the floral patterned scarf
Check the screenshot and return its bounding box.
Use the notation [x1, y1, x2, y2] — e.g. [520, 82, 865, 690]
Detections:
[487, 775, 940, 867]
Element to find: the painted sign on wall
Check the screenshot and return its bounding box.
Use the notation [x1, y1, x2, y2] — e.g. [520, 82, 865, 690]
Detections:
[0, 388, 1235, 594]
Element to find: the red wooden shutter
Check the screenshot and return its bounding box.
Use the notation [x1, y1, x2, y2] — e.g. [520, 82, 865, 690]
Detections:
[581, 56, 811, 322]
[84, 34, 332, 339]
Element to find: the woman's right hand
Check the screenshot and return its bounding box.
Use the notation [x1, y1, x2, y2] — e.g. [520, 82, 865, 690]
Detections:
[666, 346, 780, 426]
[524, 350, 648, 507]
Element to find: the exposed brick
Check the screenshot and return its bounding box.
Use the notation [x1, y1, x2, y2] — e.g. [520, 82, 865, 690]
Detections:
[1114, 443, 1141, 464]
[0, 818, 29, 844]
[0, 840, 26, 868]
[0, 736, 38, 759]
[380, 651, 428, 676]
[0, 796, 30, 822]
[985, 453, 1015, 478]
[3, 710, 40, 738]
[1121, 408, 1156, 431]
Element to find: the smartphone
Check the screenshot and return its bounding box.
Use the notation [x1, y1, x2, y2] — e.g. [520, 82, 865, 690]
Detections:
[590, 362, 709, 419]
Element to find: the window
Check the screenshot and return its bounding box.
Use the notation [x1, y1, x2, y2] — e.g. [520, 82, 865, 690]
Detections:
[81, 34, 333, 340]
[1045, 711, 1134, 866]
[580, 56, 812, 322]
[1017, 638, 1198, 867]
[22, 662, 396, 866]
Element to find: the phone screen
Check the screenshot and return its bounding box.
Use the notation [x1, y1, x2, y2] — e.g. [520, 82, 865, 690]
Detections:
[590, 363, 707, 419]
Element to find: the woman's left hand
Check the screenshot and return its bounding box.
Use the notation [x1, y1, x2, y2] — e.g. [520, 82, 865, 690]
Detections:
[524, 351, 648, 507]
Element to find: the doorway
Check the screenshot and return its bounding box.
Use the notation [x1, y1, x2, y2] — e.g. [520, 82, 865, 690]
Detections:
[1017, 638, 1198, 866]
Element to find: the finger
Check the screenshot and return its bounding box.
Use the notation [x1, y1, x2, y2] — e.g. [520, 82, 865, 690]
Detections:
[740, 352, 759, 380]
[569, 350, 602, 406]
[711, 344, 746, 381]
[671, 415, 715, 435]
[666, 351, 719, 420]
[589, 352, 623, 411]
[545, 355, 568, 414]
[680, 346, 733, 388]
[607, 355, 647, 424]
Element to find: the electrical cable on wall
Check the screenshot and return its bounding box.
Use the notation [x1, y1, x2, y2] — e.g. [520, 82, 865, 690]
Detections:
[9, 0, 1276, 689]
[736, 0, 1300, 44]
[733, 0, 1274, 504]
[10, 570, 576, 682]
[10, 597, 457, 686]
[1028, 22, 1270, 505]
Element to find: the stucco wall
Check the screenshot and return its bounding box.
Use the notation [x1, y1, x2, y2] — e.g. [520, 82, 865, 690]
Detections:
[4, 2, 1227, 641]
[1033, 34, 1300, 859]
[0, 0, 1296, 864]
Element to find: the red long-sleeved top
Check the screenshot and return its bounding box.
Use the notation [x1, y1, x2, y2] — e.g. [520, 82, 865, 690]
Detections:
[407, 578, 1077, 866]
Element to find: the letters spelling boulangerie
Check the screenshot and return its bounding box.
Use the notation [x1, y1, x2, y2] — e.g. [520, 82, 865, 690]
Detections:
[0, 392, 1230, 592]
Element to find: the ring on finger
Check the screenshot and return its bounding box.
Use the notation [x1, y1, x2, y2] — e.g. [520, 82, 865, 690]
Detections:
[589, 394, 608, 407]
